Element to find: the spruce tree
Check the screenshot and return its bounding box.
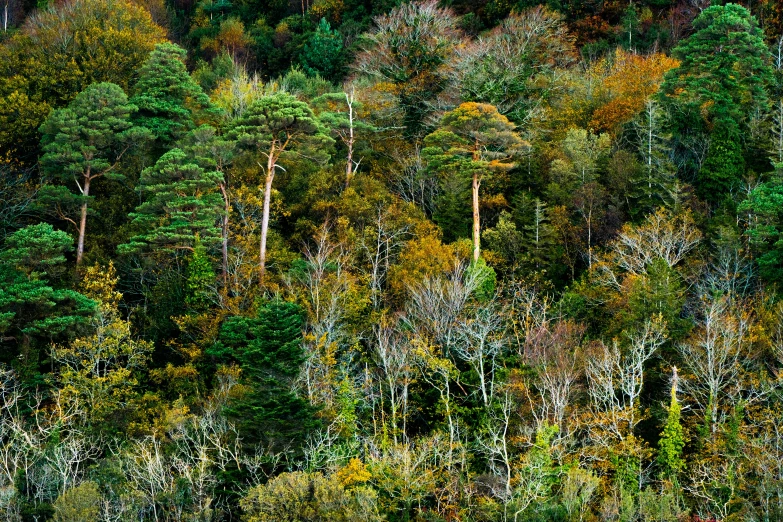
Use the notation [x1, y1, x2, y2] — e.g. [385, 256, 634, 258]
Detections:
[210, 299, 319, 450]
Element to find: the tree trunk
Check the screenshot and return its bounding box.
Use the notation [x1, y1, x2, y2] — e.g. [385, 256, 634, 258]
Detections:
[472, 172, 480, 262]
[345, 91, 355, 189]
[76, 176, 90, 265]
[259, 153, 275, 286]
[219, 183, 229, 287]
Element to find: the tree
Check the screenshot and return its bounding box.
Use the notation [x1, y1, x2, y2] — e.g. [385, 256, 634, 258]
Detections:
[300, 18, 345, 82]
[658, 368, 685, 481]
[209, 299, 319, 450]
[121, 148, 224, 256]
[452, 6, 576, 125]
[313, 88, 375, 188]
[228, 92, 332, 284]
[629, 99, 677, 216]
[352, 0, 463, 140]
[52, 481, 100, 522]
[53, 263, 153, 434]
[0, 0, 165, 158]
[241, 471, 380, 522]
[0, 224, 94, 381]
[131, 42, 216, 148]
[739, 171, 783, 284]
[39, 82, 150, 265]
[660, 3, 774, 200]
[423, 102, 525, 261]
[179, 125, 235, 286]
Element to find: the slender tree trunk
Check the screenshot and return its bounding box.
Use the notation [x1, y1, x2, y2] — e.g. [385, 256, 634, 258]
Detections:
[76, 176, 90, 265]
[259, 152, 275, 286]
[219, 183, 229, 287]
[472, 172, 480, 262]
[345, 91, 355, 188]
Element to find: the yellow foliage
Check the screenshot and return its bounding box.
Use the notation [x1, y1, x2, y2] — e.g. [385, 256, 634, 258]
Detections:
[387, 221, 459, 302]
[337, 458, 372, 488]
[590, 49, 679, 133]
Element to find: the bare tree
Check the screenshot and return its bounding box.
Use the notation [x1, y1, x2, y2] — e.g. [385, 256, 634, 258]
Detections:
[453, 300, 506, 408]
[679, 293, 751, 439]
[372, 324, 414, 443]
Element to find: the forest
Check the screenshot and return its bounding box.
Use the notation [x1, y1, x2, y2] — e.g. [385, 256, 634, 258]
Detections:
[1, 0, 783, 520]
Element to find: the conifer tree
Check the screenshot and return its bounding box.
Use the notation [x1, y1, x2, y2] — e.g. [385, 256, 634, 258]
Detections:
[131, 42, 216, 148]
[121, 148, 225, 255]
[210, 299, 319, 450]
[300, 18, 344, 82]
[658, 367, 685, 481]
[660, 3, 773, 201]
[39, 82, 150, 264]
[0, 224, 94, 381]
[228, 92, 332, 284]
[423, 102, 525, 261]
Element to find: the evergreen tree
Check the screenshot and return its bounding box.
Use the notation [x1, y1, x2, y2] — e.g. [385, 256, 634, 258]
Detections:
[185, 239, 217, 312]
[738, 166, 783, 284]
[660, 3, 773, 200]
[423, 102, 525, 261]
[120, 148, 225, 256]
[39, 82, 150, 265]
[131, 42, 216, 148]
[0, 224, 94, 382]
[698, 116, 746, 201]
[300, 18, 345, 82]
[210, 299, 319, 450]
[228, 92, 332, 284]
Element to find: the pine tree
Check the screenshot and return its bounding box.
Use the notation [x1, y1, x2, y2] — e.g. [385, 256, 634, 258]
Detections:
[0, 224, 94, 382]
[228, 92, 332, 284]
[423, 102, 525, 261]
[120, 148, 225, 255]
[131, 42, 216, 148]
[39, 83, 151, 265]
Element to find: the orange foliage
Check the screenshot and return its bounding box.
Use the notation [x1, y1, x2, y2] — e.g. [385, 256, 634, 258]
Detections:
[590, 49, 679, 133]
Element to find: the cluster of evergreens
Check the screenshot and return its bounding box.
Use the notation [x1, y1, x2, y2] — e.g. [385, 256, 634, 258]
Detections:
[2, 0, 783, 520]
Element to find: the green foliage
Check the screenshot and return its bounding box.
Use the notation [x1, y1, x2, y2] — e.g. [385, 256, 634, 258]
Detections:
[39, 83, 146, 182]
[185, 239, 217, 311]
[739, 170, 783, 284]
[52, 481, 101, 522]
[660, 3, 774, 199]
[658, 377, 686, 480]
[0, 0, 165, 158]
[466, 257, 497, 301]
[228, 92, 333, 162]
[0, 224, 94, 379]
[121, 148, 225, 255]
[698, 117, 746, 202]
[210, 299, 319, 450]
[131, 42, 217, 147]
[300, 18, 345, 82]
